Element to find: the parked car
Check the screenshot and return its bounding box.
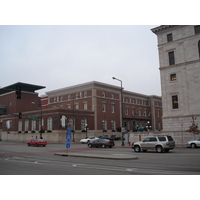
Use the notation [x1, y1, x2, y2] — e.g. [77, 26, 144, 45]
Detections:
[98, 135, 111, 140]
[88, 139, 115, 148]
[27, 139, 47, 147]
[80, 136, 99, 144]
[132, 135, 175, 153]
[110, 135, 121, 140]
[187, 139, 200, 148]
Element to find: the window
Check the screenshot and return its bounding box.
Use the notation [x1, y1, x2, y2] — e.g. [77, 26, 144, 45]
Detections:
[84, 91, 87, 97]
[102, 120, 107, 130]
[139, 110, 141, 116]
[167, 33, 173, 42]
[47, 117, 52, 130]
[194, 26, 200, 34]
[170, 73, 177, 81]
[111, 104, 115, 113]
[81, 118, 87, 130]
[75, 103, 79, 109]
[25, 119, 29, 131]
[68, 94, 70, 100]
[125, 107, 129, 115]
[168, 51, 175, 65]
[102, 102, 106, 112]
[149, 137, 157, 142]
[111, 93, 114, 99]
[83, 102, 87, 110]
[111, 120, 115, 130]
[69, 118, 74, 129]
[172, 95, 179, 109]
[158, 136, 166, 141]
[32, 120, 36, 131]
[54, 117, 58, 127]
[143, 110, 147, 117]
[18, 120, 22, 132]
[102, 91, 105, 97]
[157, 110, 160, 117]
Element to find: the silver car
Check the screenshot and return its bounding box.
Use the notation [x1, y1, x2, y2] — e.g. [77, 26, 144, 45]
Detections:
[132, 135, 175, 153]
[187, 139, 200, 148]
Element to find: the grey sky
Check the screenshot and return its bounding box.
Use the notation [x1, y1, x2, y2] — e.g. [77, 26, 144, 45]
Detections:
[0, 25, 161, 96]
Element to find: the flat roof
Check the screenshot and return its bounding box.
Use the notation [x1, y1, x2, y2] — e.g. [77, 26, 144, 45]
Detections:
[0, 82, 46, 95]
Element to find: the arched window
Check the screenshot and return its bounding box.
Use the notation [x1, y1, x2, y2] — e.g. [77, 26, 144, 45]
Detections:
[81, 118, 87, 130]
[32, 120, 36, 131]
[25, 119, 29, 132]
[69, 118, 74, 130]
[18, 120, 22, 132]
[102, 120, 107, 131]
[198, 40, 200, 58]
[111, 120, 116, 131]
[47, 117, 52, 131]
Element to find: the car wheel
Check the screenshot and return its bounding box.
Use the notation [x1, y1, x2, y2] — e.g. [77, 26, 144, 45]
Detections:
[191, 143, 196, 148]
[102, 144, 106, 148]
[134, 145, 141, 152]
[43, 145, 46, 147]
[88, 144, 92, 148]
[27, 143, 30, 146]
[156, 145, 163, 153]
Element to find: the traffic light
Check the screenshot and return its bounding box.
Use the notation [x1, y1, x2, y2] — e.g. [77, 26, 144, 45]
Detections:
[19, 112, 22, 119]
[16, 86, 21, 99]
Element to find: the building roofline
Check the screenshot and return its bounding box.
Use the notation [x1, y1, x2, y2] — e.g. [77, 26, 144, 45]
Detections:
[151, 25, 178, 34]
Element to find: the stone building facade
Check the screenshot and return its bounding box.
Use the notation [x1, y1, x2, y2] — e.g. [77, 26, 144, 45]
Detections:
[151, 25, 200, 143]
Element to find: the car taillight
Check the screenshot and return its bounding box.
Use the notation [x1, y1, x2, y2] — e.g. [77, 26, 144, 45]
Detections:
[166, 142, 170, 145]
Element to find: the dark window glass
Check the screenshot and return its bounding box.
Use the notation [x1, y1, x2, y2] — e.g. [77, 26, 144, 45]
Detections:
[170, 74, 176, 81]
[54, 117, 58, 127]
[194, 26, 200, 34]
[167, 136, 173, 141]
[172, 95, 179, 109]
[158, 136, 166, 141]
[167, 33, 173, 42]
[168, 51, 175, 65]
[149, 137, 157, 142]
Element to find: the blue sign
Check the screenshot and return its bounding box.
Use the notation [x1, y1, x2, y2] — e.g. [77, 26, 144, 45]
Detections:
[66, 141, 70, 148]
[66, 129, 72, 148]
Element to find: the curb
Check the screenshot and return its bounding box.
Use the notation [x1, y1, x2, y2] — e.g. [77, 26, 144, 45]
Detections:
[54, 152, 138, 160]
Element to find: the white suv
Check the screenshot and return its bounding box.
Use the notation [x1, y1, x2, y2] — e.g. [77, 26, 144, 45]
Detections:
[132, 135, 175, 153]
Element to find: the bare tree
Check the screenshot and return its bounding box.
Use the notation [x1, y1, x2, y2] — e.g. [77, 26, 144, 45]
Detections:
[186, 115, 199, 139]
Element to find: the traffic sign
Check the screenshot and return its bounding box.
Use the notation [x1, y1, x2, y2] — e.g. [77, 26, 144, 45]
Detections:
[27, 115, 38, 118]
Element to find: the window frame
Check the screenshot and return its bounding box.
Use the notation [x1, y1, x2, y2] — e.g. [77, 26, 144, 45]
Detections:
[172, 95, 179, 109]
[168, 51, 175, 65]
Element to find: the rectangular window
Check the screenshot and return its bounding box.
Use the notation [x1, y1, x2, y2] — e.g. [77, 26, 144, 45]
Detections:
[194, 25, 200, 34]
[83, 102, 87, 110]
[167, 33, 173, 42]
[102, 103, 106, 112]
[170, 74, 177, 81]
[172, 95, 179, 109]
[111, 104, 115, 113]
[168, 51, 175, 65]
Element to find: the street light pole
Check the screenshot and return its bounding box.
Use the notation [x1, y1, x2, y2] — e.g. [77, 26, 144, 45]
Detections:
[112, 77, 124, 146]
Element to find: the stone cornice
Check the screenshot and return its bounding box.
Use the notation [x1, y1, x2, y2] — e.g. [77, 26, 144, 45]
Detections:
[151, 25, 178, 34]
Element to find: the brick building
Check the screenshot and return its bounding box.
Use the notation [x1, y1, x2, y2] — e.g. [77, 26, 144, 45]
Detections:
[0, 81, 162, 142]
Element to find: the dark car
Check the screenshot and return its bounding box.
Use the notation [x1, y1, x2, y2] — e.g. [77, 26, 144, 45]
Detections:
[110, 135, 121, 140]
[88, 139, 115, 148]
[98, 135, 111, 140]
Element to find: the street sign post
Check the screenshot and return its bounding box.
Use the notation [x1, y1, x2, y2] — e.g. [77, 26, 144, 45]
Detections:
[66, 129, 72, 154]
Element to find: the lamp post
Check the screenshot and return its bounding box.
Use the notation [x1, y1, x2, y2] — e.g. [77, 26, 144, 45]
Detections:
[146, 121, 151, 134]
[112, 77, 124, 146]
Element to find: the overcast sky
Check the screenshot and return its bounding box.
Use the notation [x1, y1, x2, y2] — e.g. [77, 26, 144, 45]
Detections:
[0, 25, 161, 96]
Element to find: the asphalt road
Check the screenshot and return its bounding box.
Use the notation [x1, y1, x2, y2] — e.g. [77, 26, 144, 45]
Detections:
[0, 141, 200, 175]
